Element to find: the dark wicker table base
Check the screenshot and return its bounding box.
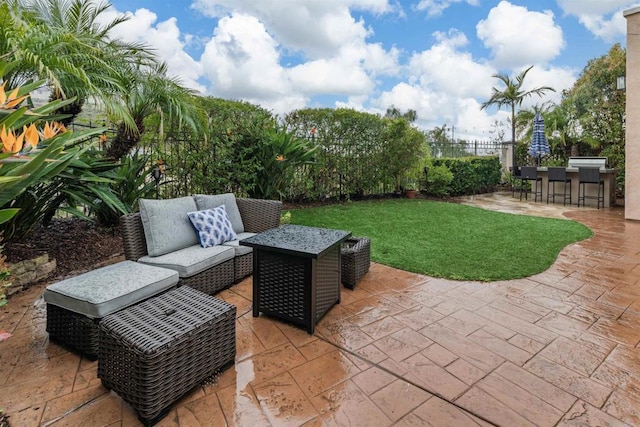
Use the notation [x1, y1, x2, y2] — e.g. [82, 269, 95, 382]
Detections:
[253, 246, 341, 334]
[98, 286, 236, 426]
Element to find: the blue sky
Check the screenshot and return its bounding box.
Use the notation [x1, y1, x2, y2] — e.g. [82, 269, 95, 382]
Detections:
[103, 0, 638, 140]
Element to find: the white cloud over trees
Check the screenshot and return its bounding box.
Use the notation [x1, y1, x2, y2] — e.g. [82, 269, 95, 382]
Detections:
[104, 0, 635, 139]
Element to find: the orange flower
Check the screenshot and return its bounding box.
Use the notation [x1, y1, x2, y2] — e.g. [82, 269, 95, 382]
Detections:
[310, 126, 316, 135]
[99, 134, 107, 143]
[276, 154, 285, 161]
[0, 82, 28, 109]
[42, 121, 66, 139]
[23, 124, 39, 150]
[0, 125, 25, 153]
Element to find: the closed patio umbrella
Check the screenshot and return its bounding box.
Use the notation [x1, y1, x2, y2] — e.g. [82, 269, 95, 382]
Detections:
[528, 113, 550, 165]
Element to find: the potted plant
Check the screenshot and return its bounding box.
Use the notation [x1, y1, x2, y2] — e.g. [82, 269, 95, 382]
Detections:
[403, 181, 418, 198]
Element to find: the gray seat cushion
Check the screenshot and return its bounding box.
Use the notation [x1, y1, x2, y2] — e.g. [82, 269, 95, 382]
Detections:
[138, 244, 235, 278]
[193, 193, 244, 234]
[221, 232, 256, 256]
[139, 196, 199, 256]
[43, 261, 179, 319]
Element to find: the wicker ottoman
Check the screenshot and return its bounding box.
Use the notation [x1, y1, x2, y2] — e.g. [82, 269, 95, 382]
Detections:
[98, 286, 236, 426]
[341, 237, 371, 289]
[43, 261, 179, 360]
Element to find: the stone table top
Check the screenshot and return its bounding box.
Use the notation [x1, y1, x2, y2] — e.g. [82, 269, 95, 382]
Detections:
[240, 225, 351, 258]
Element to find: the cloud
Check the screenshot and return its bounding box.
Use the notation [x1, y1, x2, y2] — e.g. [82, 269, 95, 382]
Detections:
[195, 2, 401, 113]
[366, 30, 499, 138]
[102, 7, 205, 92]
[191, 0, 397, 58]
[557, 0, 638, 41]
[413, 0, 479, 17]
[476, 1, 565, 69]
[557, 0, 634, 16]
[200, 14, 304, 111]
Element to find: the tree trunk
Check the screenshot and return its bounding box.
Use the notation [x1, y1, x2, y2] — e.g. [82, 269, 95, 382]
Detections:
[105, 121, 144, 160]
[49, 89, 85, 127]
[571, 143, 579, 157]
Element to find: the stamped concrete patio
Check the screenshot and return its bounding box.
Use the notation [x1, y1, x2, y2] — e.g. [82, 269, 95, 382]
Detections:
[2, 192, 640, 426]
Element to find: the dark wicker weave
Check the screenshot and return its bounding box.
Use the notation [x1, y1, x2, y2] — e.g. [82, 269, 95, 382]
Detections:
[234, 252, 253, 282]
[46, 304, 101, 360]
[120, 197, 282, 290]
[236, 197, 282, 233]
[98, 286, 236, 426]
[341, 237, 371, 289]
[178, 258, 235, 294]
[253, 245, 342, 334]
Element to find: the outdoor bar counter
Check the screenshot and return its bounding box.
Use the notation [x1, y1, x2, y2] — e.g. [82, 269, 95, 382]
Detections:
[534, 166, 617, 207]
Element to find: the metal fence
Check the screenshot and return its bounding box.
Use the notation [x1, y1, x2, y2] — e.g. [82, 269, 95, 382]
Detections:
[429, 139, 505, 159]
[68, 121, 507, 200]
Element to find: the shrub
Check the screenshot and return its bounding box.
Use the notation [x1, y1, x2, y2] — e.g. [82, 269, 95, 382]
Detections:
[432, 157, 501, 196]
[425, 164, 453, 196]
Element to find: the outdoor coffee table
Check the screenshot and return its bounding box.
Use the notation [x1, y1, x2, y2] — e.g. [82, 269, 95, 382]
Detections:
[240, 224, 350, 333]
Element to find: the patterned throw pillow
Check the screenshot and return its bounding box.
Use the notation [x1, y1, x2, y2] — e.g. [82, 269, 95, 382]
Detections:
[187, 205, 238, 248]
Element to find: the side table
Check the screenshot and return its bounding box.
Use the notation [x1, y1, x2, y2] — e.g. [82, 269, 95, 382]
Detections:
[241, 225, 351, 334]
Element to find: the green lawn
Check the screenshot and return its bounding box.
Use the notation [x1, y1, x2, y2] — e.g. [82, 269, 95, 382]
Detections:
[289, 199, 593, 281]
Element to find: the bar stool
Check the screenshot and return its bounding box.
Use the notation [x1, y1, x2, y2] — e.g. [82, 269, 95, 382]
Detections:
[520, 166, 542, 202]
[510, 166, 523, 198]
[577, 167, 605, 209]
[546, 167, 571, 205]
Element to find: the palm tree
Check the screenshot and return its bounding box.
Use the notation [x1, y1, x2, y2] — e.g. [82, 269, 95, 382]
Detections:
[105, 62, 204, 160]
[3, 0, 155, 126]
[481, 66, 555, 168]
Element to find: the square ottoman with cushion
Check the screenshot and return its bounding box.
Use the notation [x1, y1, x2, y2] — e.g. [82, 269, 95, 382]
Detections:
[98, 285, 236, 426]
[43, 260, 179, 360]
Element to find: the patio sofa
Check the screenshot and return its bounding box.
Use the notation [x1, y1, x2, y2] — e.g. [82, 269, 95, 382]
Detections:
[120, 194, 282, 295]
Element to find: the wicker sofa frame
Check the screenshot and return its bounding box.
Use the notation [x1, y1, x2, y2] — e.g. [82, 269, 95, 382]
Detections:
[120, 197, 282, 294]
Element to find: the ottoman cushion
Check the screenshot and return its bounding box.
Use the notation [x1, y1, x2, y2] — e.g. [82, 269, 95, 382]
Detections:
[43, 261, 179, 319]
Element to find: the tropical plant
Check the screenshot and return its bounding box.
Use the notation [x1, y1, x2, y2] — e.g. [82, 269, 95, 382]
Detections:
[0, 59, 112, 242]
[91, 150, 158, 227]
[249, 126, 318, 200]
[4, 147, 128, 241]
[3, 0, 154, 127]
[105, 62, 204, 160]
[481, 65, 555, 168]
